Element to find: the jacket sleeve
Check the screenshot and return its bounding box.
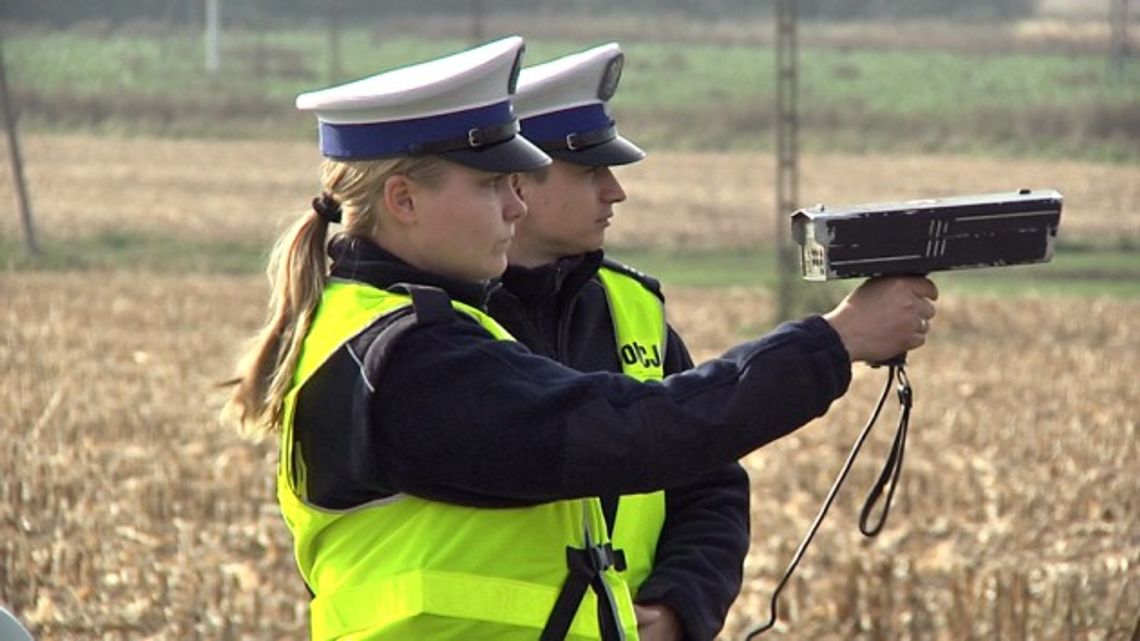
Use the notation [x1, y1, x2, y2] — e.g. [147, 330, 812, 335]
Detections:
[358, 314, 850, 508]
[633, 326, 751, 641]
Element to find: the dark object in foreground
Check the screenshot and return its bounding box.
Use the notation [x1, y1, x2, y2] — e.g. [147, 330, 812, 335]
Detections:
[791, 189, 1063, 281]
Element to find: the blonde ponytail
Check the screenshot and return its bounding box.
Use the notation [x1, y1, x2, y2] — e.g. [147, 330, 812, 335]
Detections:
[224, 155, 447, 435]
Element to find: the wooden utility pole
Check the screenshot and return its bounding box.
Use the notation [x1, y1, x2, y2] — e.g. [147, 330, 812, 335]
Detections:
[1110, 0, 1130, 79]
[775, 0, 799, 320]
[252, 0, 266, 79]
[327, 0, 343, 83]
[471, 0, 486, 44]
[205, 0, 220, 76]
[0, 39, 38, 256]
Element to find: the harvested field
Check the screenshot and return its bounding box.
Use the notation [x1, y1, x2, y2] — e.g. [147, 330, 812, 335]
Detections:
[1, 271, 1137, 640]
[1, 134, 1138, 638]
[666, 288, 1140, 639]
[1, 134, 1137, 250]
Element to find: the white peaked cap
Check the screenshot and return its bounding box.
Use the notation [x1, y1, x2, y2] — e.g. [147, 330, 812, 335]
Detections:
[295, 36, 550, 172]
[513, 42, 645, 166]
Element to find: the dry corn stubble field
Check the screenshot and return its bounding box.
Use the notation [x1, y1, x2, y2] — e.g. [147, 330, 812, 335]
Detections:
[1, 134, 1138, 639]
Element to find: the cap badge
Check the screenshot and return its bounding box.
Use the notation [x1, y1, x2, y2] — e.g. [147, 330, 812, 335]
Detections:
[597, 54, 624, 101]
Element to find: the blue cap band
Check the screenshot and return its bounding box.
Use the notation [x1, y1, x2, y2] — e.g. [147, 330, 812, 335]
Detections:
[520, 104, 613, 147]
[318, 100, 514, 159]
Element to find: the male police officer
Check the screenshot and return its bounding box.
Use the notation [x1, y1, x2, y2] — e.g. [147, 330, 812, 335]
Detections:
[488, 43, 748, 641]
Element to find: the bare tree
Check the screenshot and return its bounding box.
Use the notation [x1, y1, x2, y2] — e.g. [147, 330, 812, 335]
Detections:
[0, 38, 38, 256]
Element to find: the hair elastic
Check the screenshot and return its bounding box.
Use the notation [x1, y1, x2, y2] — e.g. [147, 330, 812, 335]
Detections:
[312, 193, 343, 224]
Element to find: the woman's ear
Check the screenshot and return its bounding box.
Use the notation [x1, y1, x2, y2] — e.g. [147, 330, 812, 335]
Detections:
[383, 175, 417, 225]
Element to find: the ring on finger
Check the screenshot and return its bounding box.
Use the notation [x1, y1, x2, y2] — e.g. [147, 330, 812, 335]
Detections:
[919, 318, 929, 333]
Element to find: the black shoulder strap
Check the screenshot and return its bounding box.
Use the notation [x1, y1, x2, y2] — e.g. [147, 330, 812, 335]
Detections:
[346, 284, 458, 393]
[388, 283, 457, 327]
[599, 258, 664, 300]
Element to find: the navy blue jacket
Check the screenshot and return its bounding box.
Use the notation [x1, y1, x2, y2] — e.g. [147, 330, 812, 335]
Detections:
[487, 251, 750, 641]
[295, 238, 853, 633]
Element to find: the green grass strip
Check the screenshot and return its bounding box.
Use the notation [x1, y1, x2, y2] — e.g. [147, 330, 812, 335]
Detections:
[608, 245, 1140, 298]
[3, 233, 1137, 298]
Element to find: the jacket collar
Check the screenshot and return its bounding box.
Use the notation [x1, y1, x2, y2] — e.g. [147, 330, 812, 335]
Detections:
[498, 250, 604, 306]
[328, 235, 495, 310]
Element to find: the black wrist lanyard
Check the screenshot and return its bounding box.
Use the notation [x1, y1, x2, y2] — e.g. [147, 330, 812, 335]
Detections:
[745, 363, 913, 639]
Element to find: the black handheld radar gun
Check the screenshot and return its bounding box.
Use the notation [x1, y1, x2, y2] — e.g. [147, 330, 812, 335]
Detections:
[745, 189, 1062, 639]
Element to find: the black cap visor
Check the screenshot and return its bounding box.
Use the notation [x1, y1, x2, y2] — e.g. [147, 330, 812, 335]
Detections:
[442, 135, 552, 173]
[545, 134, 645, 167]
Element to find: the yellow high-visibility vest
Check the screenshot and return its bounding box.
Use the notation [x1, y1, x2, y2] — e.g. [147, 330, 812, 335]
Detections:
[278, 280, 638, 640]
[597, 266, 669, 595]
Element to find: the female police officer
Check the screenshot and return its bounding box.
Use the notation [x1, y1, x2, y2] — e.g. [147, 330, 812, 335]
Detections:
[224, 36, 937, 641]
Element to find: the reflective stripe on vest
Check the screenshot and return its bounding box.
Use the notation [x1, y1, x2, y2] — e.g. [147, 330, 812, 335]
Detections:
[596, 267, 669, 594]
[277, 280, 638, 640]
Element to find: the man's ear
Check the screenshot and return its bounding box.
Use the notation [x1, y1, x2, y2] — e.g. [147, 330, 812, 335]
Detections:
[383, 175, 417, 224]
